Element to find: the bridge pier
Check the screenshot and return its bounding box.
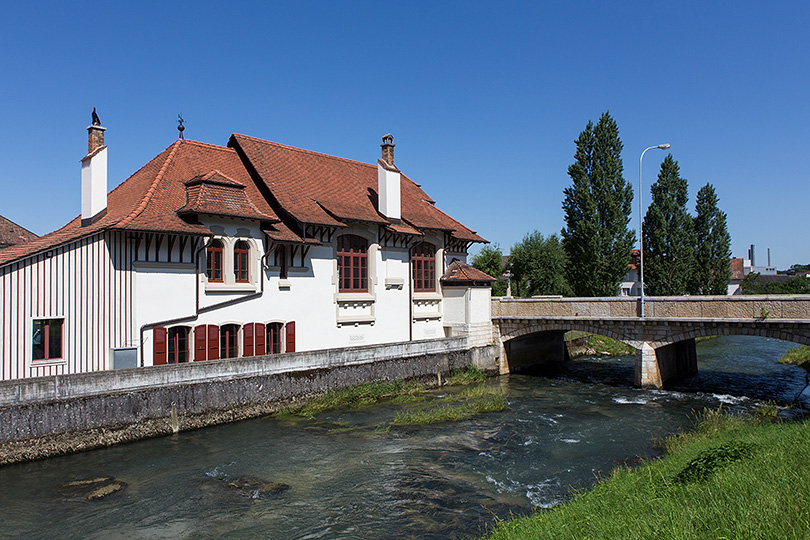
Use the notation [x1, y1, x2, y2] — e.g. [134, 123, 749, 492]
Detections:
[635, 339, 697, 389]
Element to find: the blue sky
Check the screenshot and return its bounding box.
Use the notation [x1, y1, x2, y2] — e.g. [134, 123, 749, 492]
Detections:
[1, 2, 807, 269]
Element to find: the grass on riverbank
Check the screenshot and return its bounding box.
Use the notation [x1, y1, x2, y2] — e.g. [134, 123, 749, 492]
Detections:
[482, 410, 810, 540]
[779, 345, 810, 371]
[275, 380, 421, 419]
[275, 365, 500, 423]
[393, 386, 506, 425]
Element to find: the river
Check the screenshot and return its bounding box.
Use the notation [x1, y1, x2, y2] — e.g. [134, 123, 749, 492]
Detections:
[0, 335, 807, 540]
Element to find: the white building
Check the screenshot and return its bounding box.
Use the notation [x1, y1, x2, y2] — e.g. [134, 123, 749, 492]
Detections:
[0, 118, 492, 381]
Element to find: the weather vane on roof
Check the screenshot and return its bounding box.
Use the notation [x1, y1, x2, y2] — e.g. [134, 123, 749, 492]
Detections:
[177, 113, 185, 140]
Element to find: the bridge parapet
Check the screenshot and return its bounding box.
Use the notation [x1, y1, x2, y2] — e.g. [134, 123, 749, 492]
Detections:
[491, 295, 810, 320]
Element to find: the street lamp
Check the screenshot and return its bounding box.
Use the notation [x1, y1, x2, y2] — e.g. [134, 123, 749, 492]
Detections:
[639, 143, 671, 317]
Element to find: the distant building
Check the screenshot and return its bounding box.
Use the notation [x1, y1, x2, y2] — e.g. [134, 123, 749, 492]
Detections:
[727, 257, 746, 295]
[619, 249, 641, 296]
[0, 216, 37, 249]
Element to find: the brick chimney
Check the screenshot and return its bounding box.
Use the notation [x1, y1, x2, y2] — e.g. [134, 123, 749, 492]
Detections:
[81, 109, 108, 226]
[380, 134, 395, 167]
[377, 134, 401, 220]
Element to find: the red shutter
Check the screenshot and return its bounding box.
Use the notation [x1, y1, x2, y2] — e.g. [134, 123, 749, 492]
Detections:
[244, 323, 254, 357]
[285, 321, 296, 353]
[256, 323, 267, 356]
[195, 325, 207, 361]
[154, 327, 167, 365]
[208, 325, 220, 360]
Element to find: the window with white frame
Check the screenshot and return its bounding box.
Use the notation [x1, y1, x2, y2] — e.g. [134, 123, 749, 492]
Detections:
[204, 237, 258, 288]
[337, 235, 368, 292]
[32, 318, 63, 361]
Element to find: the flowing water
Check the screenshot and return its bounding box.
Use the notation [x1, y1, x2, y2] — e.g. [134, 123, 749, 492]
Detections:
[0, 336, 807, 540]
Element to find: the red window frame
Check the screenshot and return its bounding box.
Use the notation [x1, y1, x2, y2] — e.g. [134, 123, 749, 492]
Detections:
[266, 322, 283, 354]
[234, 240, 250, 283]
[206, 239, 224, 282]
[168, 327, 190, 363]
[33, 319, 63, 361]
[337, 235, 368, 292]
[243, 322, 267, 357]
[194, 324, 219, 361]
[411, 242, 436, 292]
[220, 324, 239, 359]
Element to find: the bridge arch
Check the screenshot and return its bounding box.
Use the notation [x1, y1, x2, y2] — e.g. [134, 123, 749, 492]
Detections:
[493, 315, 810, 389]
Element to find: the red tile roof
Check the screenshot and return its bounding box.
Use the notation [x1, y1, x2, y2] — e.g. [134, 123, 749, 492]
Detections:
[441, 259, 496, 284]
[730, 257, 745, 280]
[229, 133, 486, 242]
[0, 139, 278, 266]
[0, 216, 38, 249]
[178, 170, 275, 221]
[0, 133, 485, 267]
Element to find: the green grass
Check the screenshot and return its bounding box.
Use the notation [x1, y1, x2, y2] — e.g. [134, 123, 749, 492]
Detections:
[275, 365, 495, 422]
[276, 380, 420, 419]
[446, 365, 488, 385]
[779, 345, 810, 371]
[481, 410, 810, 540]
[587, 334, 635, 356]
[392, 388, 506, 425]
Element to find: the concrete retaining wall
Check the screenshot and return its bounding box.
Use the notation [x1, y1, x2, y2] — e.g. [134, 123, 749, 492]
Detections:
[0, 339, 498, 464]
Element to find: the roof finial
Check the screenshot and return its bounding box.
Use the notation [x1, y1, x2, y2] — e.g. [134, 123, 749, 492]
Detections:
[91, 107, 101, 126]
[177, 113, 185, 140]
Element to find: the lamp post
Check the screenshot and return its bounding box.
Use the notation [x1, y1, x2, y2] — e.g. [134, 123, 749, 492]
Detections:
[639, 143, 671, 317]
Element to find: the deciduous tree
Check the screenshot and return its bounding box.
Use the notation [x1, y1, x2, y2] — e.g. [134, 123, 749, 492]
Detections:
[690, 183, 731, 294]
[470, 244, 506, 296]
[561, 111, 635, 296]
[509, 231, 570, 297]
[642, 155, 695, 296]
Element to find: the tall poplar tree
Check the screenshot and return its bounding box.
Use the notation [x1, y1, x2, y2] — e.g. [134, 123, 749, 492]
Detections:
[690, 183, 731, 294]
[561, 111, 635, 296]
[642, 155, 695, 296]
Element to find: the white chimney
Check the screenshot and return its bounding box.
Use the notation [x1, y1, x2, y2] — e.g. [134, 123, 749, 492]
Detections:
[81, 111, 107, 226]
[377, 134, 401, 220]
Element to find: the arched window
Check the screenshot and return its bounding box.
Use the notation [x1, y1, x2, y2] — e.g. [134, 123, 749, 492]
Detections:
[267, 322, 283, 354]
[234, 240, 250, 283]
[220, 324, 239, 359]
[206, 239, 224, 282]
[168, 327, 190, 363]
[411, 242, 436, 292]
[337, 235, 368, 292]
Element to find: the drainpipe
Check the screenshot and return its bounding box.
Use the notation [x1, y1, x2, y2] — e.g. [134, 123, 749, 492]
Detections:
[139, 236, 271, 365]
[408, 249, 413, 342]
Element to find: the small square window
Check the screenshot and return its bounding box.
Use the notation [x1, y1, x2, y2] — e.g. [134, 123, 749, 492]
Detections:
[33, 319, 63, 361]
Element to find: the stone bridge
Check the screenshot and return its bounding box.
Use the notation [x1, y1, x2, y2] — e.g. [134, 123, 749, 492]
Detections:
[491, 295, 810, 388]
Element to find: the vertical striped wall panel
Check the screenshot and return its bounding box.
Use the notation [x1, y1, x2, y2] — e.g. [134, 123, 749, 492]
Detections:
[0, 231, 135, 381]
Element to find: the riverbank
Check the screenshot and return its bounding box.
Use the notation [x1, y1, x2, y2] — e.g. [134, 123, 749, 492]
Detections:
[565, 332, 635, 358]
[780, 345, 810, 371]
[482, 411, 810, 539]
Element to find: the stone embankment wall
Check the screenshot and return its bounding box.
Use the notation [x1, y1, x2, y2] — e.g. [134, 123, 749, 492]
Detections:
[0, 338, 497, 465]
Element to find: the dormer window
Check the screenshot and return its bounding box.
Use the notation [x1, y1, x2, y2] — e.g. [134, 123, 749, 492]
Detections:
[206, 239, 224, 282]
[234, 240, 250, 283]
